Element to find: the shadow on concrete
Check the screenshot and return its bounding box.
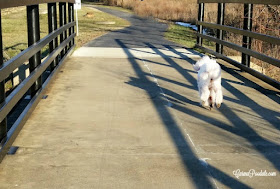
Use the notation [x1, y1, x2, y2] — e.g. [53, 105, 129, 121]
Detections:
[116, 39, 251, 189]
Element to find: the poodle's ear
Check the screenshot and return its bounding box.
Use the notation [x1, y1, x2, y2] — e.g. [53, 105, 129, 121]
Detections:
[193, 55, 209, 71]
[193, 63, 200, 71]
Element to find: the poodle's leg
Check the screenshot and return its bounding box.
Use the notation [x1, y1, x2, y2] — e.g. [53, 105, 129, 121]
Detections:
[209, 88, 216, 109]
[212, 76, 223, 108]
[200, 86, 211, 110]
[215, 89, 223, 108]
[198, 72, 211, 110]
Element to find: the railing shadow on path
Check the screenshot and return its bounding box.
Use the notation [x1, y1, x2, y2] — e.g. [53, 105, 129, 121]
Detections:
[115, 39, 252, 189]
[143, 44, 280, 172]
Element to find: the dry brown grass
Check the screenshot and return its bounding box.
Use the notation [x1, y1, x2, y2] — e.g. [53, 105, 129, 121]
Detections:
[105, 0, 198, 23]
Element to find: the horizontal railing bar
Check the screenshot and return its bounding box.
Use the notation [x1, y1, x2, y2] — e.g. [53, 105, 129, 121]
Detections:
[197, 33, 280, 68]
[0, 0, 75, 9]
[0, 33, 75, 123]
[0, 22, 75, 83]
[0, 44, 75, 163]
[197, 21, 280, 45]
[197, 0, 280, 4]
[195, 45, 280, 90]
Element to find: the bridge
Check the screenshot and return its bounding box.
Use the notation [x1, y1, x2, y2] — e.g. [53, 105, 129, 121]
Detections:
[0, 1, 279, 188]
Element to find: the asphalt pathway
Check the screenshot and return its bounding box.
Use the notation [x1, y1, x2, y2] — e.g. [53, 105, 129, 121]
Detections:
[84, 5, 184, 48]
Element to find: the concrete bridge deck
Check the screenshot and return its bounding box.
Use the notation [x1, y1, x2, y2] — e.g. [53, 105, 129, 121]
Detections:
[0, 6, 280, 189]
[0, 46, 279, 189]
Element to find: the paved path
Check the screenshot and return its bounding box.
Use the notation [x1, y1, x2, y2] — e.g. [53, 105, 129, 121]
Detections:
[84, 5, 183, 48]
[0, 6, 279, 189]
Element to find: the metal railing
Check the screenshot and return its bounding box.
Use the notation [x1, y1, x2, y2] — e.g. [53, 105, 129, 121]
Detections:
[0, 0, 75, 162]
[196, 0, 280, 89]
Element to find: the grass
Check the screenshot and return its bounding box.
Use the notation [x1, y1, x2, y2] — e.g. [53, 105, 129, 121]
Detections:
[83, 0, 133, 13]
[2, 5, 51, 60]
[165, 23, 215, 52]
[97, 5, 133, 13]
[165, 24, 197, 48]
[100, 0, 198, 23]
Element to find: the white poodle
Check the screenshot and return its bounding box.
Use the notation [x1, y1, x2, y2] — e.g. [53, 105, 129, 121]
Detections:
[193, 55, 223, 110]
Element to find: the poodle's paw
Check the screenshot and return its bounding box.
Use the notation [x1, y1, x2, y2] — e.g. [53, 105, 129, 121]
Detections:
[216, 103, 221, 108]
[202, 101, 211, 110]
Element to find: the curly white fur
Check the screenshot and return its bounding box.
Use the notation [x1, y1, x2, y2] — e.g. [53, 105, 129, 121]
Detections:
[193, 56, 223, 110]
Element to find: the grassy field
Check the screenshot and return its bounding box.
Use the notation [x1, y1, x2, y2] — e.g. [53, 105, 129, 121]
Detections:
[2, 6, 47, 60]
[100, 0, 198, 23]
[83, 1, 133, 13]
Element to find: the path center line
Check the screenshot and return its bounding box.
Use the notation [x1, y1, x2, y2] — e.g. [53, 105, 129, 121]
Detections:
[134, 48, 219, 189]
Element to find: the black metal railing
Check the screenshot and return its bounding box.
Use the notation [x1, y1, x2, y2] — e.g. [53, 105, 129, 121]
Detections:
[196, 0, 280, 89]
[0, 0, 75, 162]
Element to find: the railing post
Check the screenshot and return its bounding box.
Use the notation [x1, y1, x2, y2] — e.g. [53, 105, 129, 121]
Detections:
[72, 3, 75, 45]
[48, 3, 59, 71]
[68, 3, 74, 47]
[0, 11, 7, 146]
[242, 4, 253, 67]
[27, 5, 42, 97]
[59, 2, 67, 58]
[197, 3, 205, 46]
[216, 3, 225, 54]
